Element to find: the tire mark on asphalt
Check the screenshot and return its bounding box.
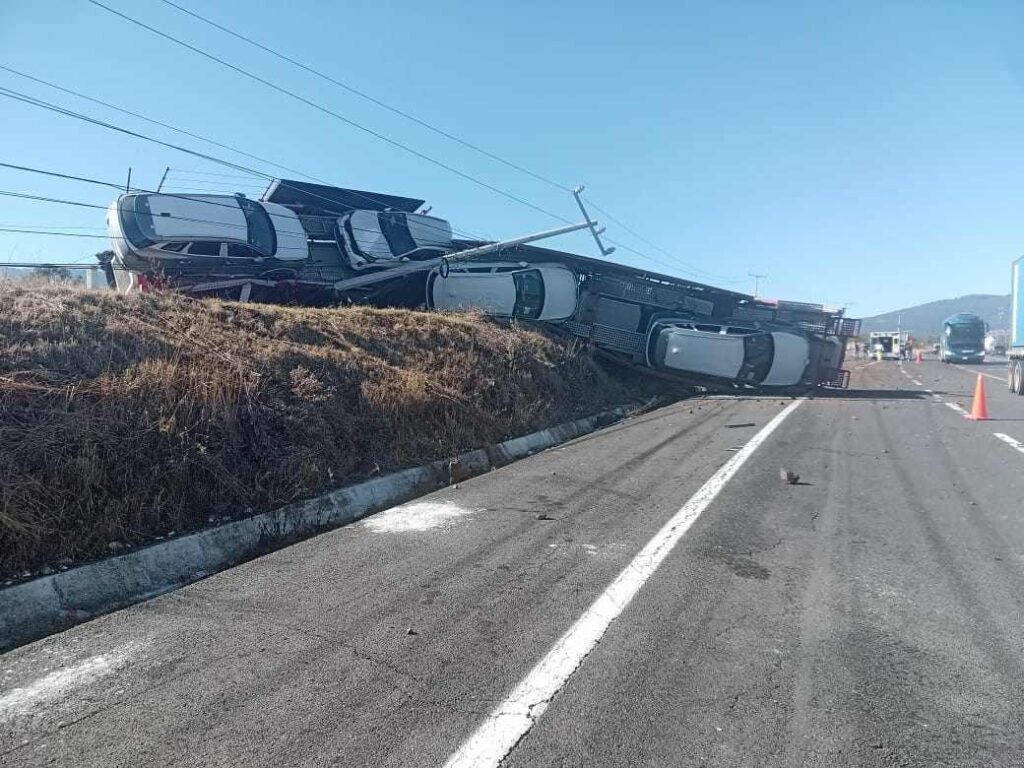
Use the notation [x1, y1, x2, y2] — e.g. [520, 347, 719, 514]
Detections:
[870, 393, 1024, 682]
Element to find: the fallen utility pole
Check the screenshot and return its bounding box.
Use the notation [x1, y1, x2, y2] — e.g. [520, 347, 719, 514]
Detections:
[332, 220, 593, 292]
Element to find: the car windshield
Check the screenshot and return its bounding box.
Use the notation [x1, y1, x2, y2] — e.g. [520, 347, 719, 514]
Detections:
[119, 195, 156, 249]
[948, 324, 983, 343]
[738, 333, 774, 383]
[378, 211, 416, 257]
[237, 197, 276, 255]
[512, 270, 545, 319]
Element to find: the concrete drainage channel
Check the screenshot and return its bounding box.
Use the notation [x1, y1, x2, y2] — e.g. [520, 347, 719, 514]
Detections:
[0, 404, 646, 652]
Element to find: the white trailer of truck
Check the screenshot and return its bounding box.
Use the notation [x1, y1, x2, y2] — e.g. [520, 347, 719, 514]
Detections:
[869, 331, 909, 360]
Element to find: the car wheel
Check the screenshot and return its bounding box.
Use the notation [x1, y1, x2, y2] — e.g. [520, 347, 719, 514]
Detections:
[1015, 361, 1024, 395]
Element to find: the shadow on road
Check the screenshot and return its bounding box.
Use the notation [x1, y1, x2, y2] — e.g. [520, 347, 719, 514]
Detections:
[811, 389, 932, 401]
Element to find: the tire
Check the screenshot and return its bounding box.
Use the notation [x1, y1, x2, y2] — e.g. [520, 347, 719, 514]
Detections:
[1013, 361, 1023, 395]
[1009, 362, 1016, 392]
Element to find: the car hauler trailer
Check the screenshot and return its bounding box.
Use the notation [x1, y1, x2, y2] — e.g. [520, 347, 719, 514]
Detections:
[551, 260, 858, 389]
[105, 180, 594, 305]
[1008, 256, 1024, 394]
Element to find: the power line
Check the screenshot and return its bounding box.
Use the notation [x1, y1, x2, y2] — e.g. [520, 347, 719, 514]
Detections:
[150, 1, 750, 287]
[0, 67, 727, 284]
[0, 183, 301, 245]
[166, 168, 267, 180]
[0, 85, 479, 240]
[0, 227, 108, 238]
[0, 189, 107, 210]
[0, 224, 107, 230]
[583, 195, 744, 284]
[161, 179, 272, 190]
[156, 0, 571, 193]
[86, 0, 572, 225]
[1, 194, 309, 252]
[0, 160, 295, 225]
[0, 161, 460, 248]
[1, 177, 712, 283]
[0, 87, 475, 241]
[0, 64, 327, 184]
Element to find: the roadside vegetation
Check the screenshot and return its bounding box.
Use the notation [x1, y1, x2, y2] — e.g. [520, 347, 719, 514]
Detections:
[0, 280, 670, 577]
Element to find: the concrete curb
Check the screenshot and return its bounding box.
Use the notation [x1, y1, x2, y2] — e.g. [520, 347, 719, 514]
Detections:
[0, 406, 631, 652]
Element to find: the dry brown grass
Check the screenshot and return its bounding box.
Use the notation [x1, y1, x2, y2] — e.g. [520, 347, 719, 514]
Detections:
[0, 281, 664, 576]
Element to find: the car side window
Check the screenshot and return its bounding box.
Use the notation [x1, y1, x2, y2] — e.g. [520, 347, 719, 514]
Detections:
[187, 242, 222, 257]
[227, 243, 255, 259]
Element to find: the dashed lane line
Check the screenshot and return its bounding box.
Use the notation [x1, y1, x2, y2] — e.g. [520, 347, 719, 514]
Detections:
[952, 364, 1007, 383]
[441, 399, 806, 768]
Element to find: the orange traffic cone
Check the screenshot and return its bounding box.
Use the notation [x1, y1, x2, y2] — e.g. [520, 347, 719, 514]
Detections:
[965, 374, 989, 420]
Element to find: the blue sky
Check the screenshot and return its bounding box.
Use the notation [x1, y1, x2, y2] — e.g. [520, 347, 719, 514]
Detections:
[2, 0, 1023, 316]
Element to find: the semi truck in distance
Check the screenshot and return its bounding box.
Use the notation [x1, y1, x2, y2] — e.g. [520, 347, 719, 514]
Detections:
[939, 313, 986, 363]
[985, 330, 1009, 356]
[1009, 257, 1024, 394]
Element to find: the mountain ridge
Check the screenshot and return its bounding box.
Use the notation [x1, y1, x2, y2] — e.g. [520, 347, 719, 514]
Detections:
[860, 293, 1011, 337]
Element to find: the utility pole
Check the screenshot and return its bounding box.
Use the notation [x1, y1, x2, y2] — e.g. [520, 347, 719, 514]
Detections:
[748, 272, 767, 298]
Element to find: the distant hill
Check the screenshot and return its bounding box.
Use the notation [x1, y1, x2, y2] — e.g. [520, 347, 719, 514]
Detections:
[861, 294, 1011, 338]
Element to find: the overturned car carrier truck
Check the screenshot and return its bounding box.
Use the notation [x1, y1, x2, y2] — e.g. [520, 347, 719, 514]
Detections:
[105, 177, 859, 391]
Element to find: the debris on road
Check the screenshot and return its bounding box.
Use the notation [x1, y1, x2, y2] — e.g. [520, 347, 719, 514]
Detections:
[780, 469, 801, 484]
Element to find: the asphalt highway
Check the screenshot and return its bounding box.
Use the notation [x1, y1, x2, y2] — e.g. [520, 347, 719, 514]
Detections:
[3, 357, 1024, 767]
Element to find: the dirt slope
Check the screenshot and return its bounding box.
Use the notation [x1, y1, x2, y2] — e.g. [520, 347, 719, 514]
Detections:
[0, 282, 667, 576]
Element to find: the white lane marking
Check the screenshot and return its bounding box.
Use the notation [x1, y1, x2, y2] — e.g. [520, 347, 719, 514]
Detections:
[924, 389, 933, 394]
[952, 364, 1007, 383]
[441, 399, 805, 768]
[945, 402, 968, 416]
[363, 501, 476, 533]
[910, 379, 923, 386]
[994, 433, 1024, 455]
[0, 649, 132, 720]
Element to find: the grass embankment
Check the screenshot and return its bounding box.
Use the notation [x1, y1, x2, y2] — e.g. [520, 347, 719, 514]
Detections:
[0, 282, 669, 577]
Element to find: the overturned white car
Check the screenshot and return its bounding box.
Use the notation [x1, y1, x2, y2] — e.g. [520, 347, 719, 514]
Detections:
[106, 193, 310, 292]
[336, 210, 453, 270]
[426, 262, 579, 322]
[645, 319, 812, 387]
